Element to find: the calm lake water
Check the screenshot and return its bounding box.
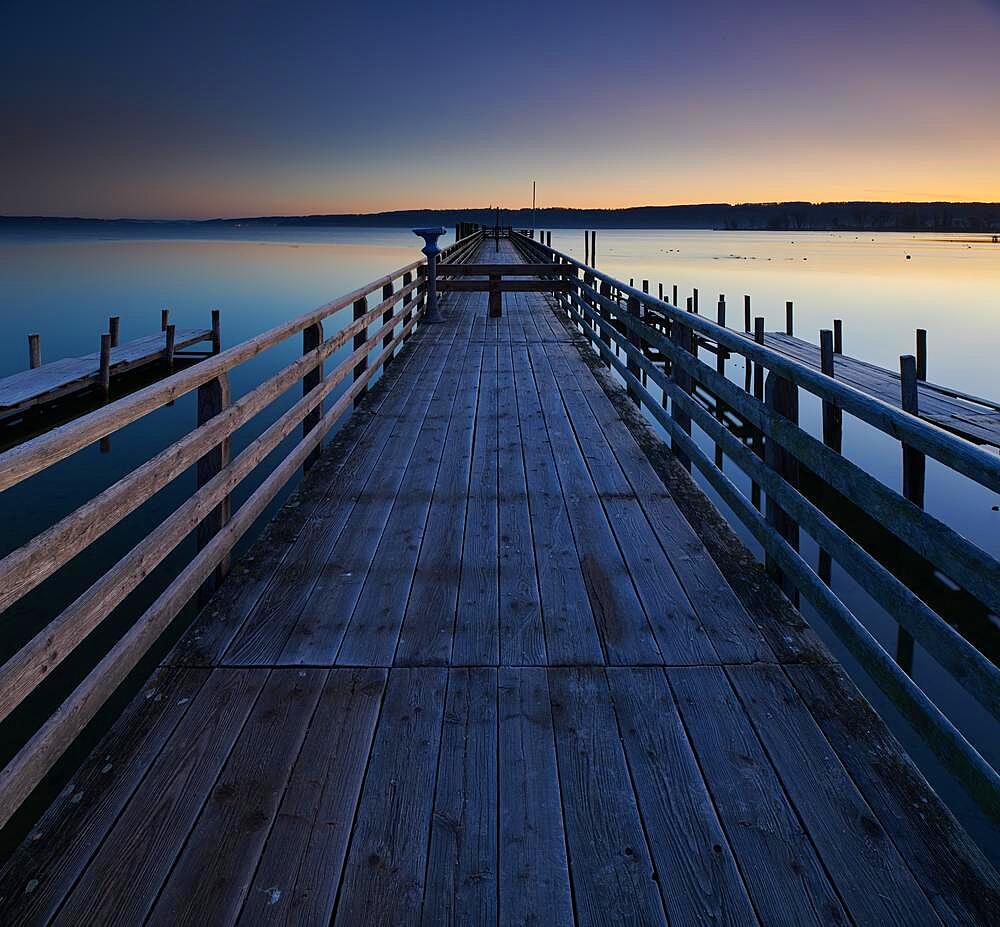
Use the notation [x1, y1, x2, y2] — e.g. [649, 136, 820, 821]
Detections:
[0, 226, 997, 859]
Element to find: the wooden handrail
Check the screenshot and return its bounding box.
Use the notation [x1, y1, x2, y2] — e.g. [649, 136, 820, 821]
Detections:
[510, 229, 1000, 820]
[0, 259, 427, 828]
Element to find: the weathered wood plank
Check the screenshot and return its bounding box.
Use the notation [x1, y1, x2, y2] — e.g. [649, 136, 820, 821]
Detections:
[148, 669, 326, 925]
[237, 668, 386, 926]
[452, 343, 500, 665]
[727, 663, 942, 925]
[498, 667, 574, 926]
[606, 667, 759, 927]
[0, 668, 208, 927]
[333, 667, 447, 926]
[421, 668, 498, 924]
[547, 667, 667, 924]
[669, 666, 849, 926]
[50, 669, 267, 927]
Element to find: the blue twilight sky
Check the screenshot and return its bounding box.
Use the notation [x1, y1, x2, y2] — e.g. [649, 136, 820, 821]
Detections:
[2, 0, 999, 218]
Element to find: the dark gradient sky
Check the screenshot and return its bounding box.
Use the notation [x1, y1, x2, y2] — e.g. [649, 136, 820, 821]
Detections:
[2, 0, 999, 218]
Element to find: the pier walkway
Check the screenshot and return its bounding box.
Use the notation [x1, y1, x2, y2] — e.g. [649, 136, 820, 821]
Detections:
[0, 238, 997, 925]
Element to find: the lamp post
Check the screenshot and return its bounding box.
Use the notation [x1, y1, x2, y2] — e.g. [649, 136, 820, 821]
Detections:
[413, 227, 446, 323]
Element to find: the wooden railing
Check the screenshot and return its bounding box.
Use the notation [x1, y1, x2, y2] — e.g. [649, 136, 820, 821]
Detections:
[0, 226, 481, 828]
[510, 230, 1000, 821]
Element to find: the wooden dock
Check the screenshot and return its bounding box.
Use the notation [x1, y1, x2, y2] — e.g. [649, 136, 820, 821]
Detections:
[0, 323, 215, 422]
[0, 232, 997, 925]
[763, 332, 1000, 448]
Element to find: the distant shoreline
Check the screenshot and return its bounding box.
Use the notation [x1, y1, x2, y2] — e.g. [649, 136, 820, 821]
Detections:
[3, 201, 1000, 234]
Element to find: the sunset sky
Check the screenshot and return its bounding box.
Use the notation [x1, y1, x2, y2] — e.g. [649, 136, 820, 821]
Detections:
[3, 0, 999, 218]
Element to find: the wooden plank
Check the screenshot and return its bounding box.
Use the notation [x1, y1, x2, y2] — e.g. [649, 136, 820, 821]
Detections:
[50, 668, 267, 927]
[536, 343, 720, 665]
[606, 668, 759, 927]
[435, 263, 576, 276]
[333, 310, 476, 666]
[547, 667, 667, 924]
[452, 342, 500, 665]
[498, 667, 574, 926]
[497, 338, 545, 665]
[0, 668, 208, 927]
[668, 666, 847, 926]
[333, 667, 447, 926]
[421, 668, 498, 924]
[527, 341, 662, 665]
[394, 334, 485, 664]
[727, 663, 942, 925]
[785, 662, 1000, 927]
[167, 325, 437, 666]
[148, 669, 326, 925]
[511, 341, 603, 665]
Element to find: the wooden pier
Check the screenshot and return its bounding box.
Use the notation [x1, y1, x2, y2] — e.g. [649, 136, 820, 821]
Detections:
[0, 230, 997, 924]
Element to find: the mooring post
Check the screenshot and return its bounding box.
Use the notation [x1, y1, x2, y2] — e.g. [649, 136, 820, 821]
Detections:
[672, 284, 678, 306]
[382, 281, 395, 360]
[109, 316, 120, 348]
[197, 372, 232, 598]
[211, 309, 221, 354]
[99, 333, 111, 400]
[165, 323, 176, 373]
[413, 227, 445, 323]
[692, 288, 699, 313]
[764, 370, 800, 604]
[743, 295, 751, 333]
[916, 328, 927, 380]
[658, 283, 663, 300]
[590, 229, 596, 266]
[753, 317, 765, 402]
[897, 353, 924, 672]
[161, 308, 170, 332]
[28, 333, 41, 369]
[833, 318, 843, 354]
[303, 318, 324, 471]
[584, 231, 589, 264]
[785, 301, 794, 336]
[353, 297, 369, 406]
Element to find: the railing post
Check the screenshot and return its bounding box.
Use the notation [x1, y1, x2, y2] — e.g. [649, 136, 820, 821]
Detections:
[303, 319, 324, 471]
[489, 274, 502, 318]
[743, 295, 751, 333]
[161, 308, 170, 332]
[897, 353, 924, 673]
[109, 315, 120, 348]
[785, 300, 794, 336]
[28, 333, 41, 369]
[402, 271, 414, 340]
[916, 328, 927, 381]
[211, 308, 222, 355]
[197, 372, 232, 598]
[818, 328, 842, 586]
[598, 281, 613, 363]
[165, 323, 176, 374]
[413, 227, 445, 323]
[833, 318, 843, 353]
[669, 316, 692, 471]
[764, 371, 800, 604]
[414, 266, 426, 337]
[591, 229, 596, 267]
[382, 281, 395, 363]
[626, 295, 642, 404]
[99, 333, 111, 400]
[353, 297, 369, 406]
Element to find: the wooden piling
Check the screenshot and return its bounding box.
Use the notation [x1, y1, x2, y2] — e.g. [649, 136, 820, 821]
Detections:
[693, 288, 699, 313]
[211, 309, 221, 354]
[916, 329, 927, 381]
[353, 297, 368, 406]
[716, 296, 727, 375]
[833, 318, 843, 353]
[161, 308, 170, 332]
[99, 334, 111, 400]
[753, 317, 765, 401]
[28, 334, 41, 370]
[897, 353, 924, 672]
[820, 330, 842, 452]
[658, 283, 663, 300]
[165, 324, 176, 373]
[303, 320, 324, 471]
[672, 284, 678, 306]
[785, 301, 794, 336]
[743, 295, 751, 333]
[109, 316, 120, 348]
[590, 229, 596, 266]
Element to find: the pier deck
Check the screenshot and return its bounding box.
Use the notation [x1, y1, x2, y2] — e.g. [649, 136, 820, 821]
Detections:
[1, 240, 997, 926]
[0, 328, 212, 419]
[763, 331, 1000, 447]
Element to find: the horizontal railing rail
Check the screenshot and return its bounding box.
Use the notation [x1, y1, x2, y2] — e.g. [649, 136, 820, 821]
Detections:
[510, 229, 1000, 822]
[0, 226, 489, 828]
